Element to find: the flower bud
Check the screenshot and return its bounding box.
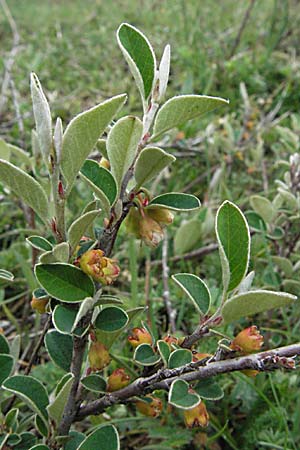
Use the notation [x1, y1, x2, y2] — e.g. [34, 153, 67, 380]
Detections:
[30, 295, 49, 314]
[99, 157, 110, 169]
[162, 334, 178, 348]
[136, 395, 163, 417]
[79, 249, 120, 285]
[242, 369, 259, 378]
[139, 213, 164, 248]
[147, 207, 174, 226]
[230, 326, 263, 354]
[107, 368, 130, 392]
[192, 352, 212, 363]
[184, 402, 209, 428]
[128, 327, 152, 348]
[88, 341, 111, 371]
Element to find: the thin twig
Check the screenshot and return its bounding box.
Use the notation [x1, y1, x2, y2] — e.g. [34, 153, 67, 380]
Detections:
[228, 0, 256, 59]
[162, 233, 176, 333]
[76, 343, 300, 419]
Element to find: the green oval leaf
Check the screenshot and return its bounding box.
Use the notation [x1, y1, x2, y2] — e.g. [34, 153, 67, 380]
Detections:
[61, 94, 127, 191]
[0, 334, 10, 354]
[157, 340, 171, 366]
[47, 373, 74, 425]
[222, 290, 297, 323]
[0, 354, 14, 385]
[134, 343, 161, 366]
[244, 211, 267, 232]
[68, 209, 101, 254]
[35, 263, 94, 303]
[194, 378, 224, 401]
[52, 304, 78, 334]
[216, 201, 250, 293]
[26, 236, 53, 252]
[168, 379, 201, 410]
[107, 116, 143, 195]
[80, 159, 117, 205]
[152, 95, 229, 139]
[0, 160, 49, 223]
[2, 375, 49, 427]
[172, 273, 211, 315]
[81, 374, 107, 393]
[117, 23, 156, 100]
[148, 192, 200, 211]
[134, 147, 175, 188]
[168, 349, 192, 369]
[250, 195, 275, 223]
[65, 431, 85, 450]
[45, 330, 73, 372]
[95, 307, 129, 332]
[78, 424, 120, 450]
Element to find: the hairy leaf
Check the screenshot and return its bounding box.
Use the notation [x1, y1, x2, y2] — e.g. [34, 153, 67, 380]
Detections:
[134, 146, 175, 188]
[222, 290, 297, 323]
[152, 95, 229, 139]
[61, 94, 127, 191]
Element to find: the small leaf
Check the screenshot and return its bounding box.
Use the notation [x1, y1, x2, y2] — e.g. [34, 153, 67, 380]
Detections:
[71, 297, 97, 333]
[94, 307, 129, 332]
[238, 271, 255, 294]
[30, 73, 52, 162]
[5, 408, 19, 429]
[158, 44, 170, 100]
[152, 95, 229, 139]
[81, 374, 107, 393]
[222, 290, 297, 323]
[194, 378, 224, 401]
[174, 219, 202, 255]
[80, 159, 117, 206]
[47, 373, 74, 424]
[35, 414, 48, 437]
[0, 269, 14, 282]
[168, 379, 201, 410]
[0, 160, 48, 223]
[52, 304, 78, 334]
[168, 349, 192, 369]
[0, 334, 10, 354]
[216, 201, 250, 293]
[117, 23, 156, 100]
[0, 354, 14, 384]
[244, 211, 267, 232]
[148, 192, 200, 211]
[64, 431, 85, 450]
[45, 330, 73, 372]
[95, 295, 123, 306]
[272, 256, 294, 277]
[172, 273, 211, 315]
[26, 236, 53, 252]
[68, 209, 101, 254]
[78, 424, 120, 450]
[107, 116, 143, 195]
[134, 343, 161, 366]
[52, 242, 70, 263]
[94, 306, 145, 350]
[2, 375, 49, 427]
[134, 147, 175, 188]
[157, 340, 170, 366]
[61, 94, 127, 191]
[250, 195, 275, 223]
[35, 263, 94, 303]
